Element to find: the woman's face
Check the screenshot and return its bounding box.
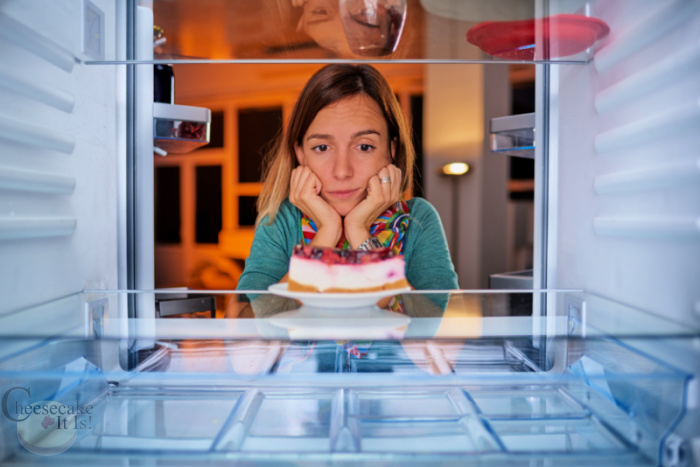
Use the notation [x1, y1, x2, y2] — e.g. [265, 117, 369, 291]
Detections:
[294, 94, 395, 217]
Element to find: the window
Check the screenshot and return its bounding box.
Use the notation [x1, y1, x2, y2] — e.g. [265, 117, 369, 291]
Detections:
[208, 110, 225, 149]
[237, 107, 283, 183]
[238, 196, 258, 227]
[195, 165, 222, 243]
[155, 166, 181, 243]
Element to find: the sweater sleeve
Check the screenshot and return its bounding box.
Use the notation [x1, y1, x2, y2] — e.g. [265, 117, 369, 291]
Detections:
[404, 198, 459, 291]
[236, 200, 299, 292]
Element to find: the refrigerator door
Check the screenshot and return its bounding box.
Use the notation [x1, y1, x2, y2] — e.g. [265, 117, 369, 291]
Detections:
[0, 1, 127, 313]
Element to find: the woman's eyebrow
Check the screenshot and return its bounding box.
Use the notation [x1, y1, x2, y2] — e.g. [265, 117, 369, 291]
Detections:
[305, 130, 380, 141]
[352, 129, 381, 138]
[306, 133, 334, 141]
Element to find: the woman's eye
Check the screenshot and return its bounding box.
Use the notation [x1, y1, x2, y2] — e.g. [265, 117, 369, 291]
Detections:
[312, 144, 329, 152]
[358, 144, 375, 152]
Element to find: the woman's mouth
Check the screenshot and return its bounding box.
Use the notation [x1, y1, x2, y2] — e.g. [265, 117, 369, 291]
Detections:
[327, 189, 359, 199]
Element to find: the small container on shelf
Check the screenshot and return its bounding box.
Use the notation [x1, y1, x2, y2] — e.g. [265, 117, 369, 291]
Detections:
[154, 102, 211, 154]
[490, 112, 535, 159]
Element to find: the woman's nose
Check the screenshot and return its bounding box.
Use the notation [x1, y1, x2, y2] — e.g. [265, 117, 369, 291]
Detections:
[332, 148, 353, 180]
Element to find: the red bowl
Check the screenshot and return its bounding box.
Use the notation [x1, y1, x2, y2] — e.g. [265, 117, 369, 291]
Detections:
[466, 14, 610, 60]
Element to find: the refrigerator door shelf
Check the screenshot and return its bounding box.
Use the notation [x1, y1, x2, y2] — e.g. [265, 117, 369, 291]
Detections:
[153, 102, 211, 154]
[490, 113, 535, 158]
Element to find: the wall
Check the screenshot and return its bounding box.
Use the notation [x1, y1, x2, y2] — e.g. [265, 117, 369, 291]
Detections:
[423, 64, 483, 289]
[422, 10, 510, 289]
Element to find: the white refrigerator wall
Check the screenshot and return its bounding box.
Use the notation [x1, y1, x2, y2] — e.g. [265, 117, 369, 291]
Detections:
[0, 1, 124, 314]
[550, 0, 700, 327]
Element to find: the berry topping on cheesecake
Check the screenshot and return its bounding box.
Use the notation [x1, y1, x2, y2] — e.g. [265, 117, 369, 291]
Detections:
[287, 245, 408, 293]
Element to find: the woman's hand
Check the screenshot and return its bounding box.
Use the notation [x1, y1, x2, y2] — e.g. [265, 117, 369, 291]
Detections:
[289, 166, 342, 247]
[344, 164, 402, 249]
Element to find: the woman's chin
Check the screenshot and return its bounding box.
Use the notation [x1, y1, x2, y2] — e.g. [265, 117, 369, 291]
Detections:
[330, 202, 358, 218]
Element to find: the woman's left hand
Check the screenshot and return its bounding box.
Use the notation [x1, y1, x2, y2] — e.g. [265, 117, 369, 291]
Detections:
[344, 164, 402, 249]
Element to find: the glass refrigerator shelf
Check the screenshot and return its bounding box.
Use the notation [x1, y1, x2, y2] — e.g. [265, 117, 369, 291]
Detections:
[0, 290, 695, 464]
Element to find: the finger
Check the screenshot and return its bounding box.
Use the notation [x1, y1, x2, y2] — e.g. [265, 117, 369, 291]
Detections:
[289, 168, 300, 203]
[377, 165, 391, 180]
[377, 169, 393, 201]
[291, 167, 311, 205]
[299, 169, 321, 201]
[391, 166, 402, 201]
[377, 166, 391, 185]
[291, 167, 301, 190]
[367, 175, 381, 199]
[296, 167, 311, 194]
[383, 165, 399, 198]
[308, 171, 322, 195]
[384, 164, 399, 188]
[389, 164, 400, 183]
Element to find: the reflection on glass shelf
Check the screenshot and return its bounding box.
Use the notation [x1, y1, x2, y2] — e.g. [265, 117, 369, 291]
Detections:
[145, 0, 602, 63]
[92, 394, 242, 448]
[469, 387, 586, 418]
[0, 0, 608, 64]
[1, 0, 612, 65]
[490, 418, 627, 453]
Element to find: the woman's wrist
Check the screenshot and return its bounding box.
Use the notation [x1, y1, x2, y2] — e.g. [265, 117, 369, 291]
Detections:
[344, 224, 372, 250]
[310, 222, 343, 248]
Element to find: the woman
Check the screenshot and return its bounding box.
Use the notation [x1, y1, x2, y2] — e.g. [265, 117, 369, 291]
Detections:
[237, 63, 457, 296]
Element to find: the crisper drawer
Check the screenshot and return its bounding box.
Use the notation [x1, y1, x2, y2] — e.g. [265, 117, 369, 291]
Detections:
[79, 382, 633, 459]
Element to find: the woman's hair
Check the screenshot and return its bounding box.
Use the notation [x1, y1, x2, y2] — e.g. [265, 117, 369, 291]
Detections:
[256, 63, 415, 225]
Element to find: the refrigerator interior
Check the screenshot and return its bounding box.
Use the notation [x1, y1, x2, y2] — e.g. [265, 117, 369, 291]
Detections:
[0, 0, 698, 465]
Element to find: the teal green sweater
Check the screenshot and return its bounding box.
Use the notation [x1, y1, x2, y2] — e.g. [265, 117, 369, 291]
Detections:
[237, 197, 458, 292]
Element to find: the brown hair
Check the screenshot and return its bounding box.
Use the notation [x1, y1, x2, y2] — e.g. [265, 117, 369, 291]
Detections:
[256, 63, 415, 225]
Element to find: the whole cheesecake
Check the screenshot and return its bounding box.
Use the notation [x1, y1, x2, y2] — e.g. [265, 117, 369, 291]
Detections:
[287, 244, 409, 293]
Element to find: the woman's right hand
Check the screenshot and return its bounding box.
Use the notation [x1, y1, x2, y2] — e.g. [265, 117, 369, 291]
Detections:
[289, 166, 342, 247]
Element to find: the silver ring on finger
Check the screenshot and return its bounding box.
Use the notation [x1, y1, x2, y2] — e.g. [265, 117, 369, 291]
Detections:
[379, 177, 391, 184]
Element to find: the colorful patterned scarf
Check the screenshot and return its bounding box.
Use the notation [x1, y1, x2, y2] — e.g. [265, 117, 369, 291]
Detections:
[300, 201, 411, 254]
